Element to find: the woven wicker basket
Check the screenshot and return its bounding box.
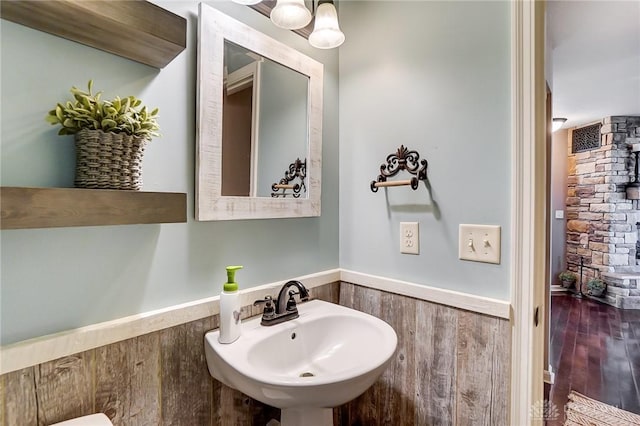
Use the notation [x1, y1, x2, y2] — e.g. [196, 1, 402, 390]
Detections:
[74, 129, 147, 190]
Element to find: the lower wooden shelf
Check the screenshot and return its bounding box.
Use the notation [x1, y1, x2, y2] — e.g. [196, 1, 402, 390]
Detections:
[1, 187, 187, 229]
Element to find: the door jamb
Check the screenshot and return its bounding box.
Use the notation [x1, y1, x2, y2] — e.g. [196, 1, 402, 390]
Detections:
[510, 0, 547, 424]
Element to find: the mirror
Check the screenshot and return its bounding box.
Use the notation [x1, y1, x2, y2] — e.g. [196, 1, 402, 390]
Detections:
[222, 41, 309, 198]
[197, 4, 323, 220]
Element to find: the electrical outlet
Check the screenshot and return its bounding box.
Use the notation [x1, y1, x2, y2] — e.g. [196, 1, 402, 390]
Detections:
[458, 224, 501, 264]
[400, 222, 419, 255]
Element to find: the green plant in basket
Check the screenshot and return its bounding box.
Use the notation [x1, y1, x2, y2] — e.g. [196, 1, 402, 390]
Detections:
[45, 80, 160, 140]
[586, 277, 606, 297]
[558, 270, 577, 288]
[45, 80, 160, 190]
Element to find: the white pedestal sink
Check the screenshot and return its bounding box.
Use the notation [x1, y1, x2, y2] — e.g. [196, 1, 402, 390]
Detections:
[204, 299, 397, 426]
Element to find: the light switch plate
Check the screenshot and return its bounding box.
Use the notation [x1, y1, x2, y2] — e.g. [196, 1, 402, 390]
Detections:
[555, 210, 564, 219]
[400, 222, 419, 255]
[458, 224, 501, 264]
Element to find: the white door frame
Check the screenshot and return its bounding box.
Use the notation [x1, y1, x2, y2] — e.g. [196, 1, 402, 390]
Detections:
[510, 0, 547, 424]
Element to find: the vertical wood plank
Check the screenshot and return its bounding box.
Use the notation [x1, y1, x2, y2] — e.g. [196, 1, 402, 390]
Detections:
[240, 304, 256, 321]
[309, 282, 340, 304]
[1, 367, 38, 425]
[338, 283, 384, 425]
[161, 317, 214, 426]
[35, 352, 94, 425]
[209, 315, 221, 426]
[456, 311, 498, 425]
[329, 281, 341, 304]
[95, 341, 127, 423]
[339, 281, 355, 309]
[415, 301, 458, 425]
[490, 318, 511, 425]
[378, 292, 416, 424]
[214, 384, 279, 426]
[95, 333, 161, 425]
[130, 334, 161, 425]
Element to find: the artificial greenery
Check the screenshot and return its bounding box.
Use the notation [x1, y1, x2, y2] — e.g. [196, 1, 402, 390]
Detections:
[46, 80, 160, 140]
[558, 271, 577, 283]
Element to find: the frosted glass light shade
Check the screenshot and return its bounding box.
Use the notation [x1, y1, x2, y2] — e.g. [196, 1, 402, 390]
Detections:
[270, 0, 312, 30]
[231, 0, 263, 5]
[309, 1, 345, 49]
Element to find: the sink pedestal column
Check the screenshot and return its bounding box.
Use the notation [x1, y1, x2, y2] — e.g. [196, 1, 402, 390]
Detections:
[281, 407, 333, 426]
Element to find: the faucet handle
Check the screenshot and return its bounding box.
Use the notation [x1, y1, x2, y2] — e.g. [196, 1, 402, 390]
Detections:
[286, 290, 301, 312]
[254, 295, 275, 317]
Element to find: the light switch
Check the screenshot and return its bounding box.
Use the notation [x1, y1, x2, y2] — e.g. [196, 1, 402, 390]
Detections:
[458, 224, 501, 264]
[555, 210, 564, 219]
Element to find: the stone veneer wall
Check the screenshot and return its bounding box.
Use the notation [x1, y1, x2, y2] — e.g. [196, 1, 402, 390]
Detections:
[566, 116, 640, 295]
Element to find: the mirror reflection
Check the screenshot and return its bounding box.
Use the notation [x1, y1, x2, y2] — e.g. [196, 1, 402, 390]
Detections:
[222, 41, 309, 198]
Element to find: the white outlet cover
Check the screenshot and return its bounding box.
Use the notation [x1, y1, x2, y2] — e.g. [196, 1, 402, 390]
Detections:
[458, 224, 501, 264]
[400, 222, 419, 255]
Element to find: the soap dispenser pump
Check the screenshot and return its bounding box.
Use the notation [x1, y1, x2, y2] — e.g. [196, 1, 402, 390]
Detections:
[219, 265, 243, 344]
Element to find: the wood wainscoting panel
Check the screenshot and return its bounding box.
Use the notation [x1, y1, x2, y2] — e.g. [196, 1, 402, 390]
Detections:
[160, 317, 215, 426]
[379, 292, 417, 423]
[0, 282, 512, 424]
[337, 283, 383, 422]
[35, 352, 95, 425]
[95, 333, 161, 425]
[308, 281, 341, 304]
[415, 302, 458, 425]
[0, 282, 341, 426]
[456, 311, 498, 424]
[0, 367, 38, 425]
[455, 310, 511, 425]
[338, 282, 510, 425]
[493, 316, 511, 423]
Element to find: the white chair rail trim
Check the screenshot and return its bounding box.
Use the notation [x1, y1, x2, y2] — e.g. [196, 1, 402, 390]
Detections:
[0, 268, 510, 375]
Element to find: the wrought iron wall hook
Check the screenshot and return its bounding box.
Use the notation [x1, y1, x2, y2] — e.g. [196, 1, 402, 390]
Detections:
[370, 145, 428, 192]
[271, 158, 307, 198]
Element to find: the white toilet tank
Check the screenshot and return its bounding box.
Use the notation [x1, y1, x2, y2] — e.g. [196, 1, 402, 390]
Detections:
[50, 414, 113, 426]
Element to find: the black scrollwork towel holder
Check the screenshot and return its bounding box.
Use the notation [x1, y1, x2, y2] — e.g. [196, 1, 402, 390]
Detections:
[370, 145, 428, 192]
[271, 158, 306, 198]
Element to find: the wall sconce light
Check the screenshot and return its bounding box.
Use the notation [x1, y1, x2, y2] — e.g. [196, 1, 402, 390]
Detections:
[233, 0, 345, 49]
[270, 0, 312, 29]
[552, 117, 567, 132]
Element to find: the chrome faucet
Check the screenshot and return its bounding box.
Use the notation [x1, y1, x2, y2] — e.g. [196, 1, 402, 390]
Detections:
[253, 280, 310, 326]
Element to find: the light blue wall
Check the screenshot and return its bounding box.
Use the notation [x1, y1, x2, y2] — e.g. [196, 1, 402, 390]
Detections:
[338, 1, 512, 300]
[0, 1, 340, 344]
[1, 0, 513, 345]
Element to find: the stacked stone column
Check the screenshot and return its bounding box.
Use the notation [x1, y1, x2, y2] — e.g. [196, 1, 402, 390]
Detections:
[566, 116, 640, 290]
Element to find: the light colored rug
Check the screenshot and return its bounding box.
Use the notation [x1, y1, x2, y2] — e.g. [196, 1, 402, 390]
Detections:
[564, 391, 640, 425]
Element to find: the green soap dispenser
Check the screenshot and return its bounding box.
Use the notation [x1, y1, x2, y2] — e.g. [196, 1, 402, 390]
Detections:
[219, 265, 243, 344]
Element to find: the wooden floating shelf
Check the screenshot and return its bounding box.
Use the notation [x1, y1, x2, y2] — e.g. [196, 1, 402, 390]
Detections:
[1, 187, 187, 230]
[0, 0, 186, 69]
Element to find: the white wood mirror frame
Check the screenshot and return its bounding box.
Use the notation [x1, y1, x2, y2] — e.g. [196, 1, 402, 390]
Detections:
[196, 4, 323, 220]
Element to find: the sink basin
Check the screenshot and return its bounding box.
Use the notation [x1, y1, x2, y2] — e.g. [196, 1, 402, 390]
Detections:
[204, 299, 397, 426]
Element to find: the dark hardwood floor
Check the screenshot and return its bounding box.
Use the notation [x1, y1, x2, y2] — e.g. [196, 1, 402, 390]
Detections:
[548, 294, 640, 424]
